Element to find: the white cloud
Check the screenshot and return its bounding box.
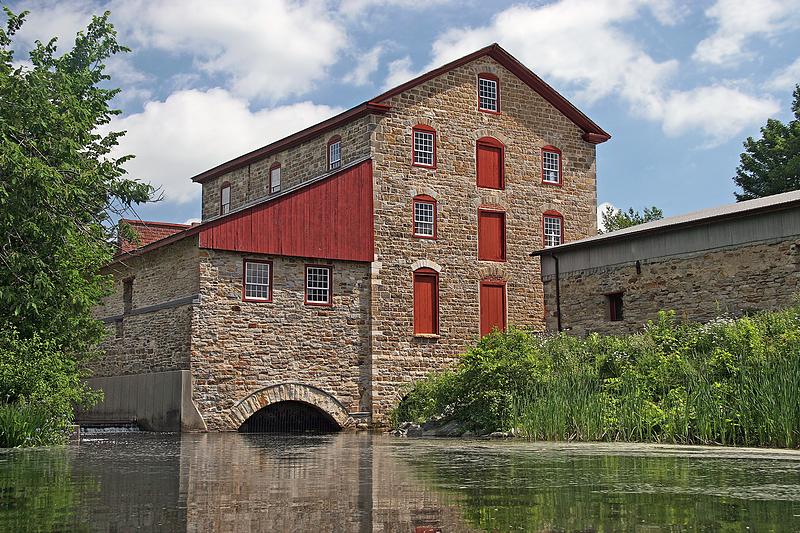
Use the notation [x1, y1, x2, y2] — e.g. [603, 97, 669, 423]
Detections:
[415, 0, 778, 144]
[383, 56, 419, 90]
[106, 88, 342, 204]
[183, 218, 201, 225]
[339, 0, 452, 17]
[765, 57, 800, 92]
[10, 0, 95, 48]
[693, 0, 800, 65]
[343, 45, 384, 86]
[597, 202, 617, 232]
[660, 86, 779, 145]
[111, 0, 348, 101]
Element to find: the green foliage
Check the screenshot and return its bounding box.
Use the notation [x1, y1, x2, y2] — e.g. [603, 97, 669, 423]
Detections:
[600, 205, 663, 233]
[0, 9, 153, 445]
[393, 306, 800, 447]
[733, 85, 800, 201]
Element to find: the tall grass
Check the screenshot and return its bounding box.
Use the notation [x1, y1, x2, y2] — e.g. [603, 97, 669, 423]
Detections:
[393, 306, 800, 448]
[0, 403, 68, 448]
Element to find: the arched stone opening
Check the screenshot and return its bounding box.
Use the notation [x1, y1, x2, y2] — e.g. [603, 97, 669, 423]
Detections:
[228, 382, 353, 432]
[239, 400, 341, 433]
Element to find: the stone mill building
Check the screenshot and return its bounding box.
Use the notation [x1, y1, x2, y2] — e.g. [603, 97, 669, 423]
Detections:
[85, 44, 610, 432]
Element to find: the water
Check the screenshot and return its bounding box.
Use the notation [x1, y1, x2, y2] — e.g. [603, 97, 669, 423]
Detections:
[0, 433, 799, 532]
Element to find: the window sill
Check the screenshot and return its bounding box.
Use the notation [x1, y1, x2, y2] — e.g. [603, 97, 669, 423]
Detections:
[413, 333, 440, 339]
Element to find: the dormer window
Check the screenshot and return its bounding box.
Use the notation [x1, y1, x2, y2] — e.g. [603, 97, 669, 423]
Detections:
[478, 74, 499, 113]
[412, 125, 436, 168]
[270, 163, 281, 194]
[220, 182, 231, 215]
[328, 136, 341, 170]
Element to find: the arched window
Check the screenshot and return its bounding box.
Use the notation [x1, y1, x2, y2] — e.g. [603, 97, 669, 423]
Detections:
[413, 268, 439, 335]
[541, 146, 562, 185]
[478, 73, 500, 113]
[220, 181, 231, 215]
[476, 137, 504, 189]
[412, 195, 437, 239]
[327, 136, 342, 170]
[542, 210, 564, 247]
[412, 124, 436, 168]
[269, 162, 281, 194]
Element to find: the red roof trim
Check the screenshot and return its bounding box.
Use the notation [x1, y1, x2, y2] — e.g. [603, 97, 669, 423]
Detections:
[370, 43, 609, 144]
[191, 102, 390, 184]
[189, 43, 609, 186]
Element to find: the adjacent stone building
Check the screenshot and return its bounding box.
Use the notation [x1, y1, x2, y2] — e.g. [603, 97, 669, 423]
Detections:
[86, 44, 610, 431]
[533, 191, 800, 336]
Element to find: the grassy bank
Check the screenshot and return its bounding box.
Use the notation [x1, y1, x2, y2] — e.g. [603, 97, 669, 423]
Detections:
[393, 306, 800, 447]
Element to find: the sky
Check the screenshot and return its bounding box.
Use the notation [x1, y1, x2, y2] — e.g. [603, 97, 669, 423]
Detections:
[6, 0, 800, 226]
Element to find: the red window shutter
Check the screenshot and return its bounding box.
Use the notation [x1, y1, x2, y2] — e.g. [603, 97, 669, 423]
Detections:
[413, 270, 438, 334]
[478, 210, 506, 261]
[480, 281, 506, 337]
[477, 143, 503, 189]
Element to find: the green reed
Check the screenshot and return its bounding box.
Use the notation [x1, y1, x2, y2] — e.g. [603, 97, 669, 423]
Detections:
[393, 305, 800, 448]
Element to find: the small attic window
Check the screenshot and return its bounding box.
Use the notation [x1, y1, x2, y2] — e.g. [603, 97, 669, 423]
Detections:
[220, 182, 231, 215]
[478, 74, 500, 113]
[328, 136, 341, 170]
[270, 163, 281, 194]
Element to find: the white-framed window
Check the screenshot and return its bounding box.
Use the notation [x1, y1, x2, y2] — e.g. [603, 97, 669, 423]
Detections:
[543, 215, 563, 248]
[244, 260, 271, 301]
[542, 149, 561, 184]
[329, 140, 341, 170]
[413, 199, 435, 237]
[413, 128, 435, 167]
[478, 76, 498, 112]
[270, 164, 281, 194]
[220, 183, 231, 215]
[305, 265, 331, 305]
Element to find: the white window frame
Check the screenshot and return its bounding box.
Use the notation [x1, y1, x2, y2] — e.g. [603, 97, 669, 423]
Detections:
[270, 165, 281, 194]
[542, 150, 561, 184]
[244, 261, 271, 301]
[543, 215, 563, 248]
[413, 129, 435, 167]
[220, 184, 231, 215]
[478, 77, 498, 112]
[305, 266, 331, 305]
[413, 200, 435, 237]
[329, 140, 341, 170]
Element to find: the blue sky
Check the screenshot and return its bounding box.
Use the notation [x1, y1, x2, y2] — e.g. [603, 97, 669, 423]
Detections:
[7, 0, 800, 225]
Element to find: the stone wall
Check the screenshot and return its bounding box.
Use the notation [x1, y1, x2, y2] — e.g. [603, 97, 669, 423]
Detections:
[91, 236, 200, 377]
[368, 56, 598, 424]
[200, 115, 376, 220]
[191, 250, 371, 430]
[543, 237, 800, 336]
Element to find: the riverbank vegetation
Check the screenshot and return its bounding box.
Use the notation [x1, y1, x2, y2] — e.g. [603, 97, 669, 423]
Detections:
[393, 306, 800, 447]
[0, 9, 153, 446]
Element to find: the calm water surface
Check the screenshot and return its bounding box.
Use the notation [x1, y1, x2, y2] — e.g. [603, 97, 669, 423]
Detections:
[0, 432, 799, 532]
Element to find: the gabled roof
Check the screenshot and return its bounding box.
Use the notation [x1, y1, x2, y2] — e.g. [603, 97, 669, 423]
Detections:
[191, 43, 610, 184]
[532, 190, 800, 257]
[117, 219, 193, 254]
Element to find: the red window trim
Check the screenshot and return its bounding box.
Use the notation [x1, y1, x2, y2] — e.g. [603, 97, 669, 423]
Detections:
[220, 181, 231, 215]
[304, 264, 333, 307]
[479, 277, 507, 336]
[269, 162, 281, 193]
[476, 136, 505, 190]
[477, 73, 501, 115]
[413, 267, 439, 335]
[477, 207, 507, 262]
[412, 124, 437, 169]
[412, 194, 437, 239]
[242, 258, 273, 303]
[541, 145, 563, 187]
[542, 210, 564, 248]
[327, 135, 342, 171]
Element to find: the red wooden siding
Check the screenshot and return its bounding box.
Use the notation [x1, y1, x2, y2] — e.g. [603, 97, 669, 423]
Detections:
[476, 139, 503, 189]
[413, 269, 439, 335]
[480, 280, 507, 336]
[478, 209, 506, 261]
[199, 160, 374, 262]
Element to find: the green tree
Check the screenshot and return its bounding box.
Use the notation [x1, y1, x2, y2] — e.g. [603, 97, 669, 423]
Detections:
[0, 9, 153, 444]
[733, 85, 800, 201]
[599, 205, 663, 233]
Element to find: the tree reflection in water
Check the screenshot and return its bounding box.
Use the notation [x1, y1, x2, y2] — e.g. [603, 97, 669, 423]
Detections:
[0, 434, 798, 532]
